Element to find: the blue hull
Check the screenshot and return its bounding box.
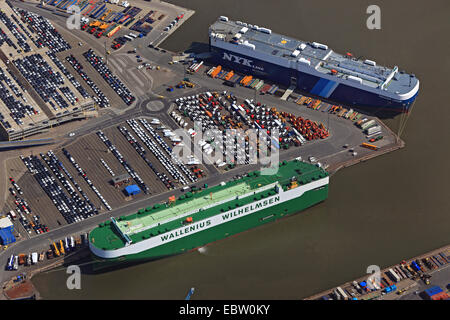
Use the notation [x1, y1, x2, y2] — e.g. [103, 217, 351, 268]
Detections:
[209, 46, 417, 112]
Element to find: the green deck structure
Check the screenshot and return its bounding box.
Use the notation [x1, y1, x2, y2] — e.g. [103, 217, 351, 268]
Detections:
[117, 182, 253, 235]
[90, 160, 329, 259]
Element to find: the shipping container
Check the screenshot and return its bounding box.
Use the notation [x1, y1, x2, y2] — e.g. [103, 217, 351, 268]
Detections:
[366, 125, 382, 135]
[336, 287, 348, 300]
[360, 119, 376, 130]
[388, 268, 401, 282]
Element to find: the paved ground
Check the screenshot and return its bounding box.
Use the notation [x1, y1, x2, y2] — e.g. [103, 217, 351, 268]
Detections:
[398, 263, 450, 300]
[0, 0, 403, 287]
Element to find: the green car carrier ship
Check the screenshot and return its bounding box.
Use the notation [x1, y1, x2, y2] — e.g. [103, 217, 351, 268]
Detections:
[89, 159, 329, 268]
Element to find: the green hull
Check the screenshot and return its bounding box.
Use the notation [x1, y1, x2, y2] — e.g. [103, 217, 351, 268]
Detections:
[90, 185, 328, 271]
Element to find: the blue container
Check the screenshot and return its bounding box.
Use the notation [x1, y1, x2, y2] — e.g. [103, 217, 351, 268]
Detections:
[0, 229, 16, 245]
[424, 286, 443, 298]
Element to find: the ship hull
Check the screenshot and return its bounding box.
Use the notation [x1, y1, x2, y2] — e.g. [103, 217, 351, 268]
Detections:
[90, 185, 328, 271]
[208, 45, 418, 112]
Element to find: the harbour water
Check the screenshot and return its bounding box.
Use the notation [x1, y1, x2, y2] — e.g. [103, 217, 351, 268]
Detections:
[31, 0, 450, 299]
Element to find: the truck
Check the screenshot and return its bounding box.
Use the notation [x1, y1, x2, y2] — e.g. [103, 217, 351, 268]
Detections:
[335, 286, 348, 300]
[52, 242, 60, 257]
[6, 254, 14, 270]
[18, 254, 26, 265]
[388, 268, 401, 282]
[31, 252, 38, 264]
[365, 125, 381, 136]
[8, 210, 16, 220]
[361, 119, 376, 130]
[59, 239, 65, 255]
[411, 261, 421, 272]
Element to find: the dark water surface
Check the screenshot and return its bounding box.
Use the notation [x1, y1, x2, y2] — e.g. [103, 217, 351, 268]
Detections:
[32, 0, 450, 299]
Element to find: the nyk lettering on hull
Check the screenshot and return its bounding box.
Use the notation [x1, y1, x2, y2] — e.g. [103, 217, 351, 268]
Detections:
[222, 52, 265, 72]
[223, 52, 253, 67]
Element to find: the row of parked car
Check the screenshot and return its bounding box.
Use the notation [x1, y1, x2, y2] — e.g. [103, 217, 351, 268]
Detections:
[17, 8, 71, 53]
[8, 175, 49, 234]
[139, 118, 197, 184]
[42, 150, 99, 221]
[47, 51, 90, 100]
[21, 154, 89, 224]
[13, 54, 74, 111]
[0, 66, 37, 126]
[66, 54, 110, 108]
[61, 148, 111, 211]
[47, 150, 100, 215]
[163, 13, 184, 32]
[97, 130, 149, 194]
[123, 120, 176, 190]
[83, 49, 135, 106]
[100, 158, 115, 177]
[9, 9, 34, 44]
[0, 10, 31, 53]
[173, 93, 251, 166]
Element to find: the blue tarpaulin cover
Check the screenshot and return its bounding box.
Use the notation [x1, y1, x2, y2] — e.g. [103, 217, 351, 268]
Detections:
[125, 184, 141, 196]
[0, 229, 16, 245]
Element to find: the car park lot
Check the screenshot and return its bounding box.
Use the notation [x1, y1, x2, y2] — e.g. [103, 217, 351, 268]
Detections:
[83, 49, 135, 106]
[171, 90, 331, 171]
[0, 2, 102, 139]
[2, 116, 210, 239]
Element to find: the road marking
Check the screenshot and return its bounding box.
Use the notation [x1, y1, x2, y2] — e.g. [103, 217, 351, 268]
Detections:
[128, 69, 146, 90]
[108, 59, 123, 73]
[115, 57, 127, 68]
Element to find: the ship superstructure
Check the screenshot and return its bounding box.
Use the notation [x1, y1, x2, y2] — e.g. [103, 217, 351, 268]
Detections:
[89, 160, 329, 264]
[209, 16, 419, 111]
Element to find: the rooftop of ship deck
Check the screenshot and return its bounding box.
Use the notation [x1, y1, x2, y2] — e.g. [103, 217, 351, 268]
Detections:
[89, 160, 328, 251]
[210, 19, 419, 95]
[117, 182, 253, 235]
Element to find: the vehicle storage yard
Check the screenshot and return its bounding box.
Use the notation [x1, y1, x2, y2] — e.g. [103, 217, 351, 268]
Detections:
[0, 1, 99, 140]
[2, 114, 208, 239]
[0, 0, 412, 297]
[307, 245, 450, 300]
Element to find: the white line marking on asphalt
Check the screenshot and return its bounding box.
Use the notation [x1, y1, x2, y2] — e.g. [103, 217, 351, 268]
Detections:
[108, 59, 122, 73]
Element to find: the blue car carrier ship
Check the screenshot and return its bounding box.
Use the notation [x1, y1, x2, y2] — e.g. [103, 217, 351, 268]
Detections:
[208, 16, 420, 112]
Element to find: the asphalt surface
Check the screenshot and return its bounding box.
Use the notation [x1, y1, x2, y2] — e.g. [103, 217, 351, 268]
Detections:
[0, 0, 400, 285]
[398, 263, 450, 300]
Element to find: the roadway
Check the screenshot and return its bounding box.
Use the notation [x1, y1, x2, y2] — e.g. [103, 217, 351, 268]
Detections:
[0, 0, 400, 286]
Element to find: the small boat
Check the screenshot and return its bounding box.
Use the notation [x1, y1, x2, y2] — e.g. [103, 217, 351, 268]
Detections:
[185, 287, 195, 300]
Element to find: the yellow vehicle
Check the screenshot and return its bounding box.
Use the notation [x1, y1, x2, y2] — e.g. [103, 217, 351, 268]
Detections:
[59, 239, 65, 255]
[156, 66, 160, 70]
[52, 242, 60, 257]
[361, 143, 379, 151]
[100, 10, 112, 21]
[99, 23, 109, 30]
[90, 20, 101, 27]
